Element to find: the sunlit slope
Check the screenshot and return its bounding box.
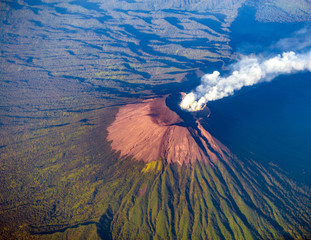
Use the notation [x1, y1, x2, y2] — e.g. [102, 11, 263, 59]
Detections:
[109, 157, 310, 240]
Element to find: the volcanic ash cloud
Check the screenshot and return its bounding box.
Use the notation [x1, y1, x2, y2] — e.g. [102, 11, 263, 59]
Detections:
[180, 51, 311, 111]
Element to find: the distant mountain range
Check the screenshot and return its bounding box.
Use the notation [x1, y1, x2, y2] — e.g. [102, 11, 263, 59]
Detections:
[98, 0, 311, 22]
[101, 0, 245, 11]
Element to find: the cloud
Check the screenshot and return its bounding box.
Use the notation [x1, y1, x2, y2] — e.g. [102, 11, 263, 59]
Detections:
[180, 51, 311, 111]
[275, 27, 311, 51]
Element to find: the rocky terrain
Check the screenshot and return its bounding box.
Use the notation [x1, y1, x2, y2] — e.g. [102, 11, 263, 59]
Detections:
[107, 95, 221, 165]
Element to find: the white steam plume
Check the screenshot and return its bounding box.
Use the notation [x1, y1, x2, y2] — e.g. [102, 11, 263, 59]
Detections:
[180, 51, 311, 111]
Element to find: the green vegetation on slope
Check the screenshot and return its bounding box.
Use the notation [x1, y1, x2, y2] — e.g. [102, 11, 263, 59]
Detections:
[107, 158, 310, 240]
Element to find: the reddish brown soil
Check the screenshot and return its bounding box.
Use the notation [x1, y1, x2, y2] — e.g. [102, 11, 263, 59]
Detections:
[107, 96, 231, 165]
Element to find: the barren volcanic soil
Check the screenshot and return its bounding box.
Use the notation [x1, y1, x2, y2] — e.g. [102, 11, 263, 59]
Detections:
[107, 95, 230, 165]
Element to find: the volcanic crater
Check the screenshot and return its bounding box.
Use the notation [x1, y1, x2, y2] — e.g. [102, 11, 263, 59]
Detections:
[107, 93, 230, 165]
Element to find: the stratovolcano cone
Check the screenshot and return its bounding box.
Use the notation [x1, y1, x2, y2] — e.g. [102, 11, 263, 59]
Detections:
[107, 93, 228, 165]
[105, 94, 311, 240]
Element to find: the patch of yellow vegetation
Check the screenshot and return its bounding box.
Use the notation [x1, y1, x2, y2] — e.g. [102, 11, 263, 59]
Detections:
[141, 160, 162, 173]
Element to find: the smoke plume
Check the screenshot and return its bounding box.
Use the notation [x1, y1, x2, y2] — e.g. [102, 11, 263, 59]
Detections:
[180, 51, 311, 111]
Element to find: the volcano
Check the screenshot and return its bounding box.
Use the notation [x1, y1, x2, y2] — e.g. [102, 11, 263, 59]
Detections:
[105, 94, 311, 240]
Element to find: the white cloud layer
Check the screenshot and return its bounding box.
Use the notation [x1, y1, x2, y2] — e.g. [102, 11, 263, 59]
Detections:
[180, 51, 311, 111]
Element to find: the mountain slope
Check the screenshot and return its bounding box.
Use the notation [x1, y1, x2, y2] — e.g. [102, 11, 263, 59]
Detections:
[110, 159, 310, 239]
[107, 96, 219, 165]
